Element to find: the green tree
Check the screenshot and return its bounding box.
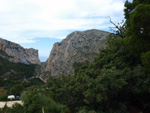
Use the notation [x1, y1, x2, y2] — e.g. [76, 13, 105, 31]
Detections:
[9, 103, 24, 113]
[21, 86, 63, 113]
[124, 0, 150, 60]
[49, 38, 150, 112]
[124, 0, 150, 30]
[141, 51, 150, 73]
[10, 83, 24, 96]
[0, 87, 7, 101]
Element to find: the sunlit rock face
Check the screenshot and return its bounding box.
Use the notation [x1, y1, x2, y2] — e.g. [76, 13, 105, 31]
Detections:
[45, 29, 109, 77]
[0, 38, 40, 64]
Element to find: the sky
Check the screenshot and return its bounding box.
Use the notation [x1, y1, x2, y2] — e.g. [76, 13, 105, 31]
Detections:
[0, 0, 132, 62]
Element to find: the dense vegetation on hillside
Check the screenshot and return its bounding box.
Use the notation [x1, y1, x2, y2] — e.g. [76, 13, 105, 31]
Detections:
[40, 38, 149, 113]
[0, 0, 150, 113]
[0, 56, 44, 100]
[0, 55, 35, 79]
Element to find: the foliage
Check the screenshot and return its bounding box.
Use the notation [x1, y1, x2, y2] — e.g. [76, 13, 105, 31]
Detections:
[130, 4, 150, 39]
[0, 103, 24, 113]
[108, 17, 126, 38]
[9, 103, 24, 113]
[141, 51, 150, 73]
[10, 83, 24, 96]
[42, 38, 150, 113]
[0, 56, 36, 78]
[0, 56, 44, 96]
[23, 78, 44, 87]
[0, 87, 7, 101]
[124, 0, 150, 60]
[21, 86, 63, 113]
[124, 0, 150, 30]
[0, 56, 36, 88]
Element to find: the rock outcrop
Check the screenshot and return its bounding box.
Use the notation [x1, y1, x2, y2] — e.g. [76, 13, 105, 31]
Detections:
[0, 38, 40, 64]
[44, 29, 109, 77]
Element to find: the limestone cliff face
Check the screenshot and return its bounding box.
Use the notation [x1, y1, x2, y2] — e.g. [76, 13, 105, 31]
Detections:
[0, 38, 40, 64]
[45, 29, 109, 76]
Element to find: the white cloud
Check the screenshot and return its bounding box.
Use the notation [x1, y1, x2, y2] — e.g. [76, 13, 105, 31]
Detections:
[0, 0, 124, 43]
[0, 0, 127, 59]
[0, 0, 125, 42]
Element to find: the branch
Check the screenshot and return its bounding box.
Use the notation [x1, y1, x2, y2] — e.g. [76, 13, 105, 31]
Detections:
[108, 16, 126, 38]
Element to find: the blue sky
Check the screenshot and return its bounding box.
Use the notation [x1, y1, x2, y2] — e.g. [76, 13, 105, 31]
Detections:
[0, 0, 132, 62]
[20, 38, 62, 62]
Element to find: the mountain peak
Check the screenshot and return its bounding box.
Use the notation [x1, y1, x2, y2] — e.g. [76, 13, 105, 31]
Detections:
[43, 29, 109, 78]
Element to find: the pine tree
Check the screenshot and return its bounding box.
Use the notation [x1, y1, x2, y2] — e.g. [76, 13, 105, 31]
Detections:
[124, 0, 150, 61]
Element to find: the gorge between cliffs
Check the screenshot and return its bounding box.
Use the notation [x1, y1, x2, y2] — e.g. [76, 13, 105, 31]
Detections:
[0, 29, 110, 82]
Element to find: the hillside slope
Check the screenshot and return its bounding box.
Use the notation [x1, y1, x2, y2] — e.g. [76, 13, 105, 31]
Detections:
[0, 56, 43, 89]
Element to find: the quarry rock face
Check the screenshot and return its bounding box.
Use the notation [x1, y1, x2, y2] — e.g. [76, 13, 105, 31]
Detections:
[0, 38, 40, 64]
[45, 29, 109, 77]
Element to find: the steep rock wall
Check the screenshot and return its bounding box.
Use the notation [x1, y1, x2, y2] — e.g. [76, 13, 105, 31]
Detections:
[0, 38, 40, 64]
[45, 29, 109, 76]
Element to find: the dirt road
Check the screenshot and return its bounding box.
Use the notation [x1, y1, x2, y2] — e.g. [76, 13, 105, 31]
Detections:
[0, 101, 23, 108]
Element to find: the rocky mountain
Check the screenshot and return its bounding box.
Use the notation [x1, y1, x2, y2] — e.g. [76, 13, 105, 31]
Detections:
[0, 38, 43, 89]
[43, 29, 109, 78]
[0, 38, 40, 64]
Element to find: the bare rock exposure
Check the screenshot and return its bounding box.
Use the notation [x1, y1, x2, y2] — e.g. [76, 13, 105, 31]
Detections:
[0, 38, 40, 64]
[44, 29, 109, 77]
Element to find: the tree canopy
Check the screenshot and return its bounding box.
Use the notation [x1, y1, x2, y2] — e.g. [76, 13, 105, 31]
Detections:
[124, 0, 150, 61]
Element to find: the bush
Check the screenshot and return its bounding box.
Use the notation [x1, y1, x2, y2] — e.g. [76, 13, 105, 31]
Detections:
[141, 51, 150, 73]
[22, 86, 63, 113]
